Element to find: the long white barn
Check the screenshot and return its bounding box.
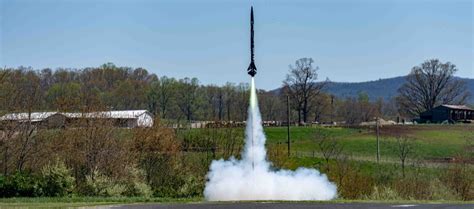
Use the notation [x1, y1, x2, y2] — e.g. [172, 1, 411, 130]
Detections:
[0, 110, 154, 128]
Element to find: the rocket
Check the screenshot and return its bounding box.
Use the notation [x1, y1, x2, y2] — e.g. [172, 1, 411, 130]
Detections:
[247, 7, 257, 77]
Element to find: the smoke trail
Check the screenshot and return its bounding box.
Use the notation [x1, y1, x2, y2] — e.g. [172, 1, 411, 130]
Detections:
[204, 78, 337, 201]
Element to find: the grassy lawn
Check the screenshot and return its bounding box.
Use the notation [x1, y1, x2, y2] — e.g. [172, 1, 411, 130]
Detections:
[263, 125, 473, 161]
[179, 124, 472, 162]
[0, 196, 202, 208]
[0, 197, 471, 208]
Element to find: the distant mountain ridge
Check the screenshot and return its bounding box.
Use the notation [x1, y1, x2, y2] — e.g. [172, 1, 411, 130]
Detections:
[272, 76, 474, 104]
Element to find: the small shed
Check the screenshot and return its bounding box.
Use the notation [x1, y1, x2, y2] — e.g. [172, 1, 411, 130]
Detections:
[419, 105, 474, 123]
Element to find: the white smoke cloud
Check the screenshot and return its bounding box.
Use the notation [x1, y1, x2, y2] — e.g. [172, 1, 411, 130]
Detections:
[204, 78, 337, 201]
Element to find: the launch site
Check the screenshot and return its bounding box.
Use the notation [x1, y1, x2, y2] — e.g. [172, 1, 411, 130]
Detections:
[0, 0, 473, 208]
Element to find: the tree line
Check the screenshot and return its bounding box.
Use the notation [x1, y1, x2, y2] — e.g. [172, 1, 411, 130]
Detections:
[1, 58, 469, 125]
[0, 58, 471, 200]
[0, 61, 391, 125]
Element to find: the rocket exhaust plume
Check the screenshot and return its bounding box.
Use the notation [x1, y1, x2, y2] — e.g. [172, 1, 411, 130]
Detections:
[203, 78, 337, 201]
[203, 8, 337, 200]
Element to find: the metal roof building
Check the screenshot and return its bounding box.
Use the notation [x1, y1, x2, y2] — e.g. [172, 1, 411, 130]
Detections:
[419, 105, 474, 123]
[0, 110, 154, 128]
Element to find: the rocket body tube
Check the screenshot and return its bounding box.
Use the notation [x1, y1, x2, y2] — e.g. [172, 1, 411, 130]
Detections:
[247, 7, 257, 77]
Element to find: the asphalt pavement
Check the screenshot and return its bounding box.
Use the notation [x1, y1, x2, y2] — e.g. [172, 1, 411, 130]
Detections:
[107, 202, 473, 209]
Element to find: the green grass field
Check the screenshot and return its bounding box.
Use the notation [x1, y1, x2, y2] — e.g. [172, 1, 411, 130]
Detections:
[0, 196, 202, 208]
[264, 125, 473, 161]
[1, 196, 471, 208]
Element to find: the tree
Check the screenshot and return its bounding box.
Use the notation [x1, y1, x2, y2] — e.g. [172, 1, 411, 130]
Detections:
[259, 90, 283, 121]
[147, 81, 160, 115]
[283, 58, 325, 124]
[314, 129, 343, 172]
[176, 77, 201, 121]
[203, 85, 220, 121]
[46, 82, 81, 111]
[235, 83, 249, 121]
[397, 59, 469, 117]
[396, 137, 415, 178]
[158, 77, 178, 119]
[311, 93, 331, 123]
[222, 83, 236, 121]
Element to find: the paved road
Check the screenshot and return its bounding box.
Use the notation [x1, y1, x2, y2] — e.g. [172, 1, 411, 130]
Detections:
[108, 202, 473, 209]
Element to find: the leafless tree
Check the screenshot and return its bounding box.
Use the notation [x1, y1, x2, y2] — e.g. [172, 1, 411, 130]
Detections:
[259, 90, 282, 121]
[203, 85, 221, 121]
[283, 58, 326, 124]
[311, 93, 331, 123]
[176, 77, 201, 121]
[222, 83, 235, 121]
[236, 83, 249, 121]
[396, 136, 415, 178]
[397, 59, 469, 117]
[315, 130, 343, 172]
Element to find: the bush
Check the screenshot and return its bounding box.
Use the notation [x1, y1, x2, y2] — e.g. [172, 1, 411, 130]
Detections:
[441, 164, 473, 200]
[121, 166, 152, 197]
[330, 158, 374, 199]
[0, 172, 42, 197]
[40, 161, 75, 197]
[81, 167, 152, 197]
[125, 182, 152, 197]
[428, 179, 460, 201]
[367, 186, 401, 200]
[394, 175, 431, 200]
[82, 170, 121, 197]
[176, 174, 203, 198]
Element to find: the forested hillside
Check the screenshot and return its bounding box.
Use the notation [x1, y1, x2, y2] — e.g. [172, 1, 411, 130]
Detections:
[286, 76, 474, 104]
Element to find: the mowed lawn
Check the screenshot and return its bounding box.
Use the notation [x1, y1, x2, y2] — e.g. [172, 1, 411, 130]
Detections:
[263, 125, 473, 160]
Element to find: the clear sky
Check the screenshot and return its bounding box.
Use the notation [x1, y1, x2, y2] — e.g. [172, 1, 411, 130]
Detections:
[1, 0, 473, 90]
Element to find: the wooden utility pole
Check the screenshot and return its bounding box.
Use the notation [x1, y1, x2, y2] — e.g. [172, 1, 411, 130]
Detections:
[376, 117, 380, 163]
[330, 95, 334, 124]
[287, 95, 291, 157]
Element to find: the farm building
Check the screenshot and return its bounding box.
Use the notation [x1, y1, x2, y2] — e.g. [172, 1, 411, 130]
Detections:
[419, 105, 474, 123]
[0, 112, 66, 129]
[0, 110, 154, 129]
[64, 110, 154, 128]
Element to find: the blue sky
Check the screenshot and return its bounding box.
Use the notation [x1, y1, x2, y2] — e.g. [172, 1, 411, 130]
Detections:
[1, 0, 473, 90]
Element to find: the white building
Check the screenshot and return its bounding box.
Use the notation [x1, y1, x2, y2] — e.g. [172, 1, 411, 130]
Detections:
[0, 110, 154, 129]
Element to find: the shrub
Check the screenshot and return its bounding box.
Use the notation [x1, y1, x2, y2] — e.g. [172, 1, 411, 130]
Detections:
[367, 186, 401, 200]
[331, 157, 374, 199]
[441, 164, 473, 200]
[0, 172, 42, 197]
[121, 166, 152, 197]
[81, 167, 152, 197]
[394, 177, 430, 200]
[176, 174, 203, 198]
[428, 179, 460, 201]
[40, 161, 75, 197]
[82, 170, 121, 197]
[126, 182, 152, 198]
